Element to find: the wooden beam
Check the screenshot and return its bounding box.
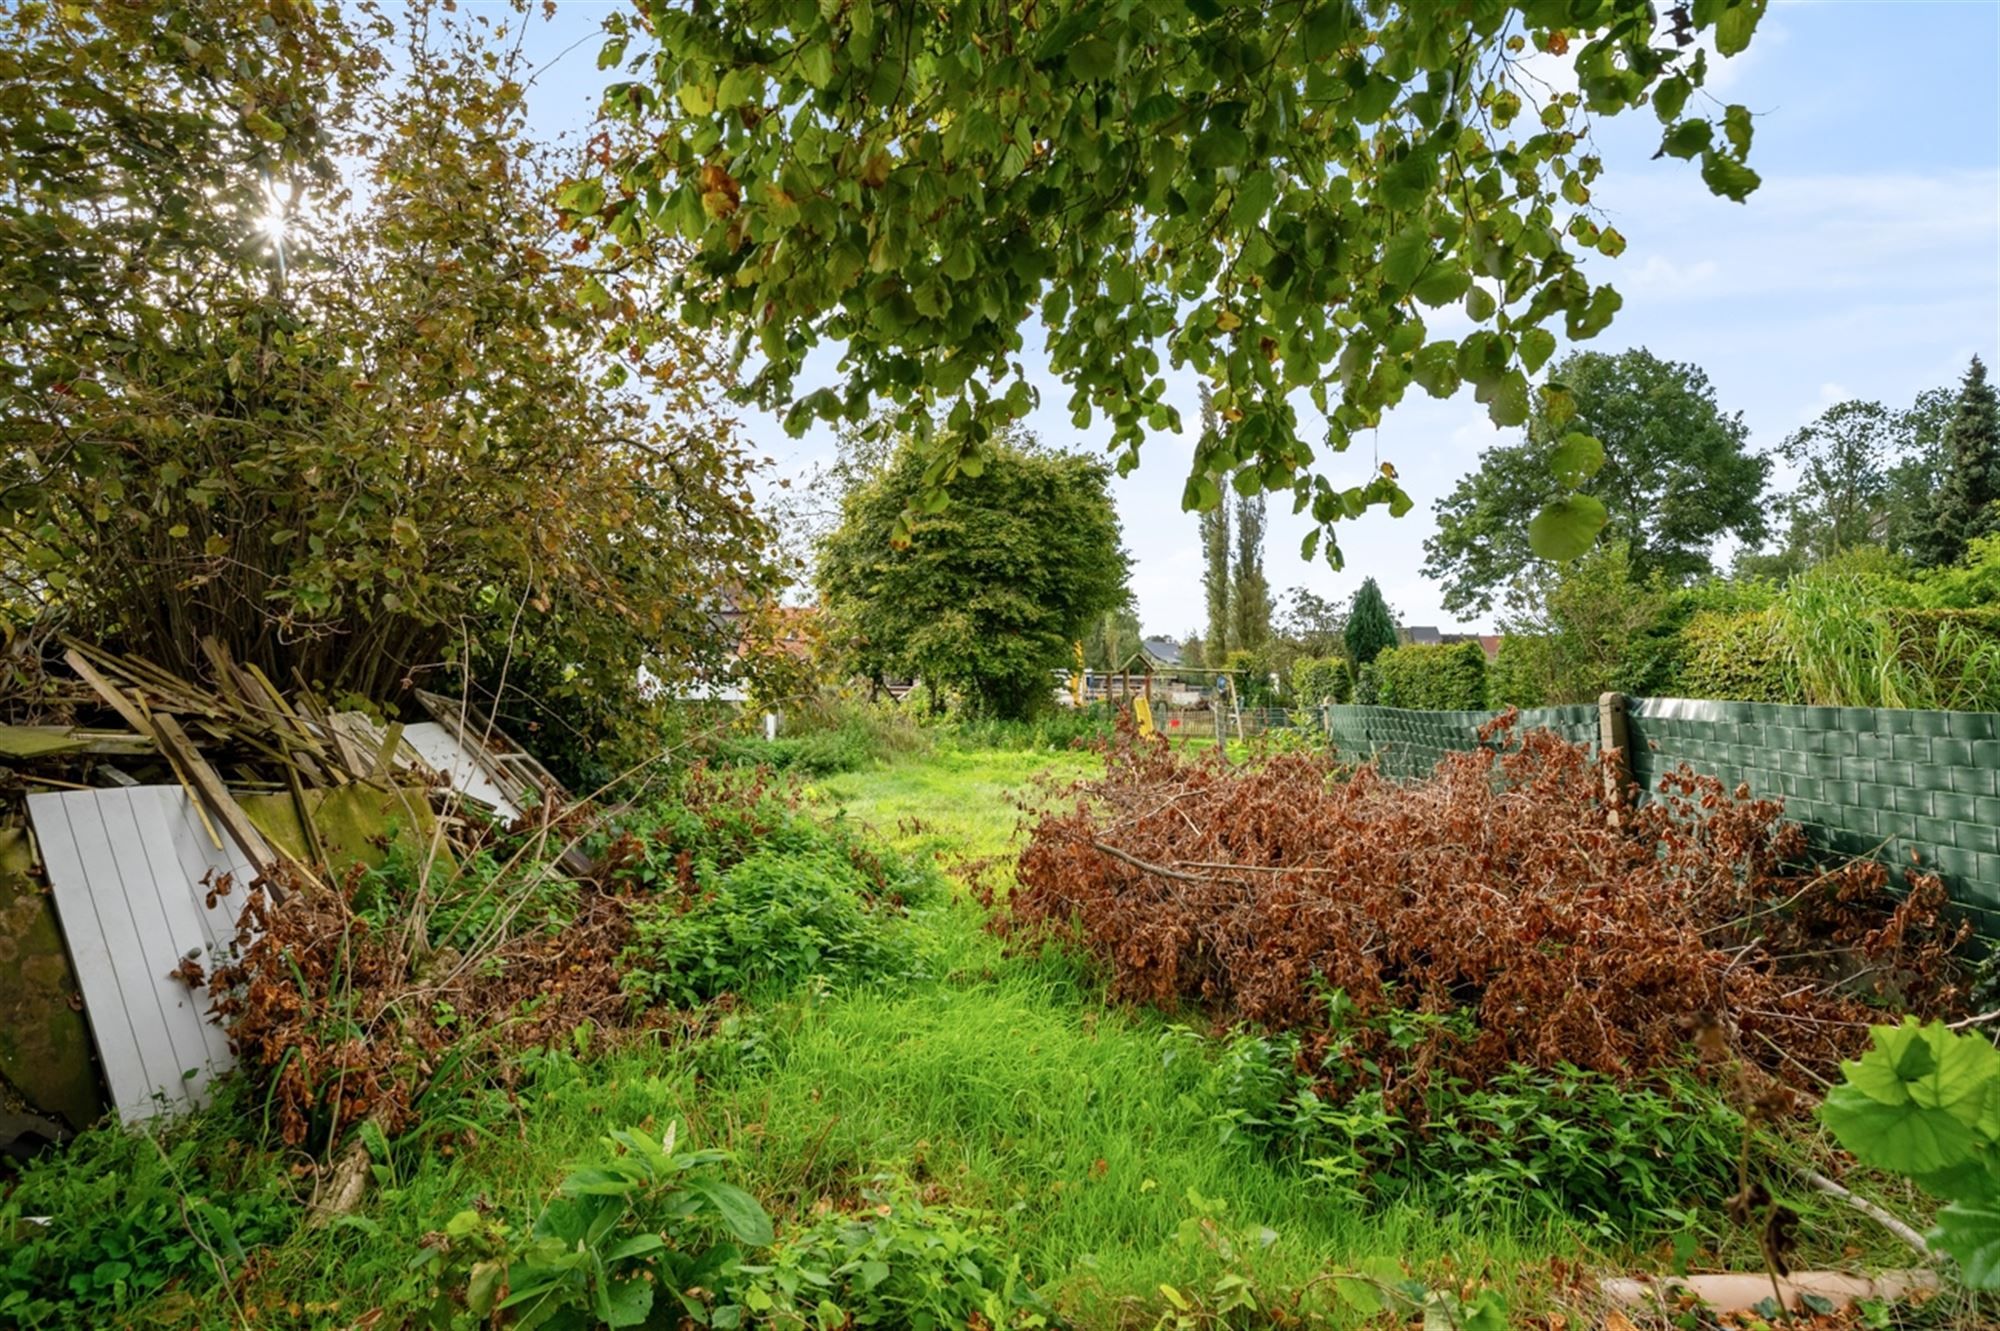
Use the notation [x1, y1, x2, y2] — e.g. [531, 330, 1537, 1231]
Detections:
[63, 649, 156, 740]
[151, 714, 288, 902]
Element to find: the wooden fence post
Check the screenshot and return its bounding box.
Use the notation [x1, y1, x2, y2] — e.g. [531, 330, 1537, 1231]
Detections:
[1598, 691, 1631, 822]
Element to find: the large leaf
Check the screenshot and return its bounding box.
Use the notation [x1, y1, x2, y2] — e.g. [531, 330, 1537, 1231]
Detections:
[685, 1177, 775, 1247]
[1935, 1200, 2000, 1289]
[1526, 494, 1607, 560]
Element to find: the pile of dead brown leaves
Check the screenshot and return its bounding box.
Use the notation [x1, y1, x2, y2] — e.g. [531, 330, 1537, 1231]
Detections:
[1005, 716, 1966, 1099]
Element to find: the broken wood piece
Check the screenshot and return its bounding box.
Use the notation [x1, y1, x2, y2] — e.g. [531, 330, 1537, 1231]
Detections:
[151, 714, 288, 901]
[1600, 1268, 1937, 1315]
[62, 649, 157, 740]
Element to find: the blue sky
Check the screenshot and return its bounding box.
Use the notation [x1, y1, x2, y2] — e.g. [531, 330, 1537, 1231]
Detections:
[506, 0, 1999, 636]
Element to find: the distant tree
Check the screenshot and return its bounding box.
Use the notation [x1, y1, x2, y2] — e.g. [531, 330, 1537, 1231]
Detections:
[1277, 588, 1347, 658]
[1197, 390, 1232, 659]
[1179, 633, 1207, 670]
[817, 431, 1130, 719]
[1768, 401, 1899, 567]
[1229, 492, 1272, 652]
[1498, 542, 1670, 704]
[1083, 604, 1144, 671]
[1344, 578, 1398, 667]
[1920, 356, 2000, 568]
[1423, 349, 1769, 615]
[1883, 387, 1956, 560]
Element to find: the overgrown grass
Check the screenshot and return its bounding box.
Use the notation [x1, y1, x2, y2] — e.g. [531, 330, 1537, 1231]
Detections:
[3, 744, 1953, 1329]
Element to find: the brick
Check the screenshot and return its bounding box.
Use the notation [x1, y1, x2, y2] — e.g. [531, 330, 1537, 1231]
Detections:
[1892, 733, 1932, 763]
[1856, 732, 1894, 760]
[1882, 710, 1916, 736]
[1912, 710, 1955, 739]
[1937, 792, 1981, 823]
[1838, 756, 1878, 784]
[1877, 759, 1917, 788]
[1980, 797, 2000, 826]
[1822, 779, 1860, 808]
[1957, 821, 2000, 856]
[1948, 712, 1997, 740]
[1807, 754, 1842, 779]
[1892, 786, 1935, 817]
[1932, 738, 1974, 767]
[1951, 766, 1998, 797]
[1979, 853, 2000, 888]
[1820, 730, 1858, 758]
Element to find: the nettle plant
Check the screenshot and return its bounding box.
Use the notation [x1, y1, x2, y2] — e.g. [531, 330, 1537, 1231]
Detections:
[577, 0, 1768, 563]
[1821, 1021, 2000, 1289]
[404, 1122, 774, 1330]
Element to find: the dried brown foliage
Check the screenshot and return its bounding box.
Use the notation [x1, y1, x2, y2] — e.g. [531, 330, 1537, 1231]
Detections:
[1007, 716, 1966, 1098]
[207, 872, 641, 1147]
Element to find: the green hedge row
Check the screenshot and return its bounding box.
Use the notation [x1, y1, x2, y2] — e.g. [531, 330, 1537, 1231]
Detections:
[1290, 655, 1355, 705]
[1374, 641, 1488, 711]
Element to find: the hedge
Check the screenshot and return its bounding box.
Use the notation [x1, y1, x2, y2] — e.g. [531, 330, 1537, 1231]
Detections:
[1374, 640, 1488, 711]
[1290, 655, 1354, 705]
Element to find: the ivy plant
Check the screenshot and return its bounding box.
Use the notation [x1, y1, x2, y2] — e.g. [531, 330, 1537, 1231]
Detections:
[577, 0, 1768, 563]
[1821, 1019, 2000, 1288]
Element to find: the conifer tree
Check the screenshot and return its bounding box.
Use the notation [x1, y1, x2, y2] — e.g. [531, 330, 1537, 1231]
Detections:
[1921, 356, 2000, 567]
[1344, 578, 1399, 666]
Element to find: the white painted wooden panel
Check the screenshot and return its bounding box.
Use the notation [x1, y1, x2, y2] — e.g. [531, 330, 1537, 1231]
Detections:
[402, 721, 522, 819]
[27, 788, 254, 1122]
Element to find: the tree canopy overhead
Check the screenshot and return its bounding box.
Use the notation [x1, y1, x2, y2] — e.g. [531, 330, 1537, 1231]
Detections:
[580, 0, 1768, 565]
[1422, 348, 1767, 615]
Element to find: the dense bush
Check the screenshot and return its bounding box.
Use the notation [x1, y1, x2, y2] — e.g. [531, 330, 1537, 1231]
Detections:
[945, 704, 1117, 752]
[1486, 635, 1548, 708]
[748, 1182, 1053, 1329]
[1289, 656, 1353, 706]
[1373, 641, 1487, 710]
[622, 847, 924, 1006]
[1675, 608, 1792, 703]
[1185, 1028, 1745, 1227]
[1353, 662, 1381, 705]
[1009, 726, 1966, 1104]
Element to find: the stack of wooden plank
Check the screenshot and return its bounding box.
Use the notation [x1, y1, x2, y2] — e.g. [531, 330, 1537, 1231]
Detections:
[1, 637, 584, 1129]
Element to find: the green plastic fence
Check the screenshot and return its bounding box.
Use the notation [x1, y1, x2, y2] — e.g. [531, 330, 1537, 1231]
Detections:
[1325, 699, 2000, 935]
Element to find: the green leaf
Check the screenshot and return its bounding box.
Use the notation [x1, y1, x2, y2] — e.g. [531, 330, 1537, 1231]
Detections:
[1549, 433, 1605, 486]
[686, 1178, 774, 1246]
[1066, 37, 1118, 81]
[1660, 120, 1711, 160]
[1412, 262, 1470, 307]
[1382, 223, 1430, 290]
[1519, 327, 1557, 374]
[1700, 149, 1760, 202]
[604, 1274, 655, 1328]
[1934, 1201, 2000, 1289]
[1483, 370, 1530, 427]
[243, 110, 287, 142]
[557, 180, 606, 216]
[1653, 75, 1691, 123]
[1823, 1086, 1981, 1176]
[1463, 286, 1496, 322]
[1191, 126, 1249, 170]
[1527, 494, 1607, 560]
[1714, 0, 1767, 57]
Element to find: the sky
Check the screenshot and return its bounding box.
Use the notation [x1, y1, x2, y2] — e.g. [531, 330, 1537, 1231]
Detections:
[501, 0, 2000, 637]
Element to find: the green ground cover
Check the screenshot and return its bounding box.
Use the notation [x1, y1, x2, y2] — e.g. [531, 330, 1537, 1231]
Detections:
[2, 744, 1958, 1329]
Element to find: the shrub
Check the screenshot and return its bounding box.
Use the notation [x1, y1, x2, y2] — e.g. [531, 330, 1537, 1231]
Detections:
[1187, 1028, 1745, 1227]
[1675, 609, 1794, 703]
[944, 703, 1116, 752]
[400, 1121, 774, 1330]
[1353, 662, 1381, 705]
[1373, 641, 1487, 710]
[1289, 656, 1353, 706]
[1008, 726, 1965, 1104]
[622, 848, 923, 1006]
[1487, 635, 1549, 708]
[745, 1181, 1052, 1330]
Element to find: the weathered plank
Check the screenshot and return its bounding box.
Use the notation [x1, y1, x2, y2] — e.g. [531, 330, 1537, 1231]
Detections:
[402, 722, 523, 819]
[28, 788, 254, 1121]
